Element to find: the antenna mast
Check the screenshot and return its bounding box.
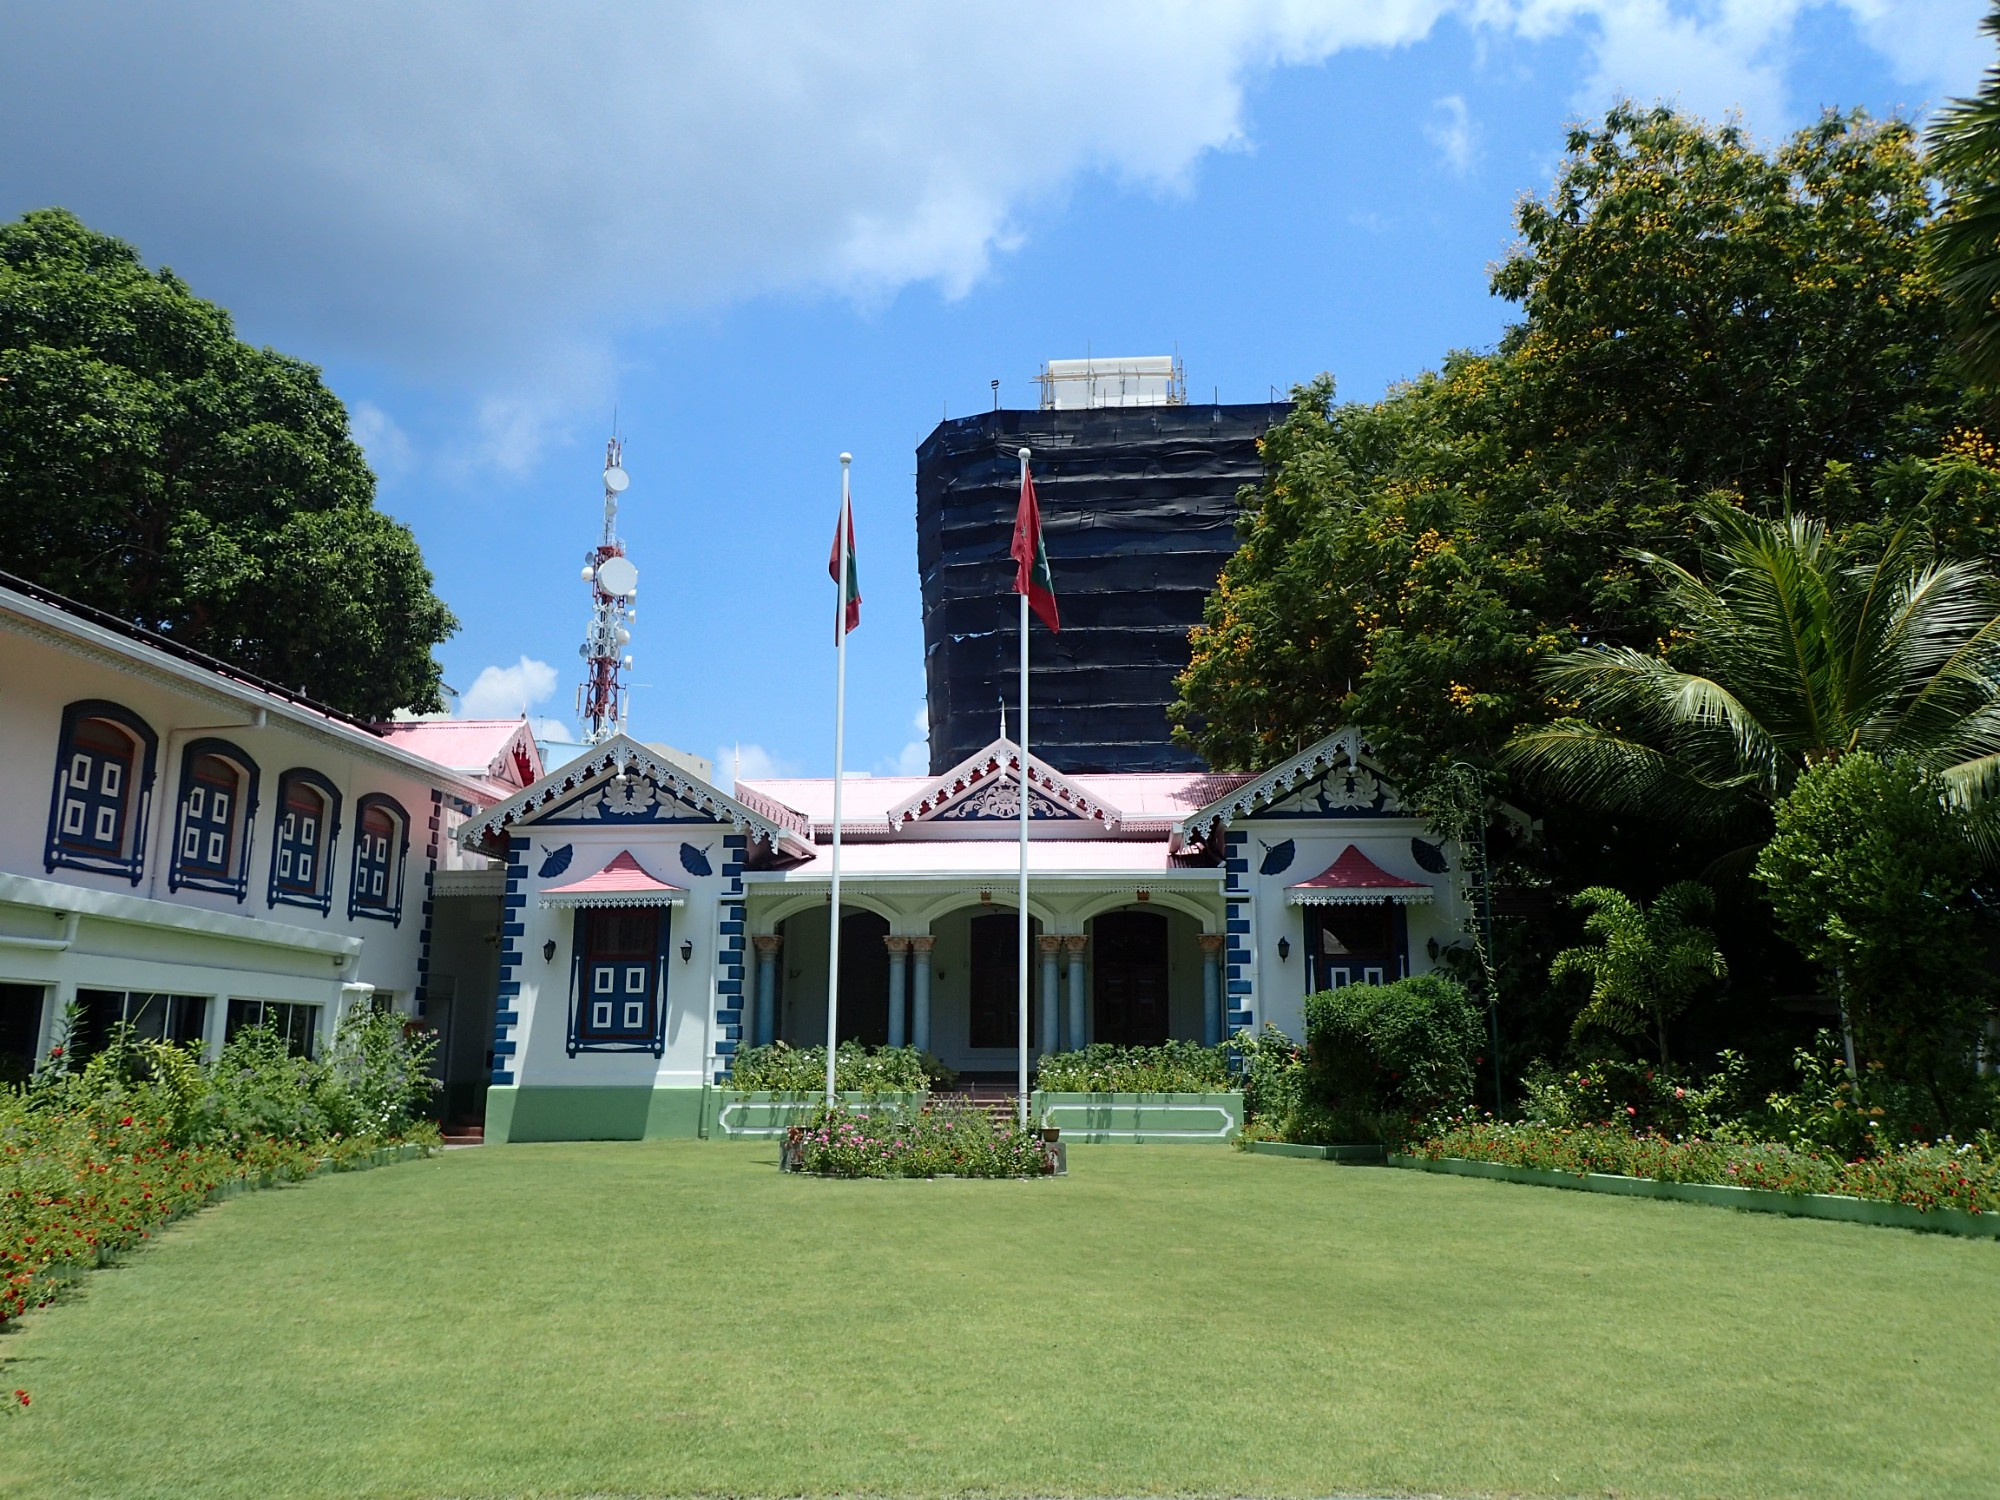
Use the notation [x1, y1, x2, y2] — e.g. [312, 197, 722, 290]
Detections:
[576, 436, 637, 744]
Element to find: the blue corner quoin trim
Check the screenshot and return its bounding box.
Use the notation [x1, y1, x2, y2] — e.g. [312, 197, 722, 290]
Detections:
[489, 836, 528, 1084]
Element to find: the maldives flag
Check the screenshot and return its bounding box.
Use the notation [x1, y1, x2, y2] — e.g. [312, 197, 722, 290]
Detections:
[1010, 465, 1059, 632]
[828, 501, 860, 641]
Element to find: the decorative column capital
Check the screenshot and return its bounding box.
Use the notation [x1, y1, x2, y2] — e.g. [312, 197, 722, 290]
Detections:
[1038, 934, 1063, 955]
[1063, 934, 1088, 956]
[909, 935, 936, 955]
[884, 934, 912, 954]
[1197, 934, 1226, 956]
[752, 934, 784, 957]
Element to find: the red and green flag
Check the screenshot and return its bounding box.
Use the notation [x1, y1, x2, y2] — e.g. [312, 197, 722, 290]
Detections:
[828, 500, 860, 641]
[1010, 466, 1059, 632]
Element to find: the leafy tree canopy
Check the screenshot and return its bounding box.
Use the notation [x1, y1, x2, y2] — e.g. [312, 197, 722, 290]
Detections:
[1173, 105, 1984, 778]
[1926, 2, 2000, 390]
[0, 208, 456, 719]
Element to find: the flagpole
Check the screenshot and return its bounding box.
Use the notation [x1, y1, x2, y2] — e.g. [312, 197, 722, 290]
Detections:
[826, 453, 851, 1107]
[1017, 446, 1031, 1126]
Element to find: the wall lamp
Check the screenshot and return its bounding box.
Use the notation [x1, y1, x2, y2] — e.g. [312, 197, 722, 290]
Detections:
[1277, 936, 1291, 962]
[680, 939, 694, 963]
[543, 939, 557, 963]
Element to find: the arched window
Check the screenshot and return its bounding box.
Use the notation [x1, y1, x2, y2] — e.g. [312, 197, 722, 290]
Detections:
[169, 740, 260, 900]
[44, 700, 158, 883]
[347, 794, 409, 924]
[268, 769, 341, 914]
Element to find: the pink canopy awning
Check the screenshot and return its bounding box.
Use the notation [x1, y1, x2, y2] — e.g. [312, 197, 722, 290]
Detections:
[1286, 844, 1433, 906]
[539, 851, 687, 908]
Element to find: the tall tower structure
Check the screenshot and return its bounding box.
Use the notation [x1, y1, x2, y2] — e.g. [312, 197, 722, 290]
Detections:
[917, 361, 1284, 774]
[576, 437, 638, 744]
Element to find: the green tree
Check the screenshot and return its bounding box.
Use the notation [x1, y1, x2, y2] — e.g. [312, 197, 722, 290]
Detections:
[1503, 507, 2000, 841]
[1753, 753, 1991, 1134]
[0, 209, 455, 719]
[1548, 883, 1726, 1063]
[1173, 105, 1971, 778]
[1927, 3, 2000, 389]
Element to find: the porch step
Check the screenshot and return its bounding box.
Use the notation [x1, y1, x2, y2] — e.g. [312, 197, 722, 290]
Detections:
[440, 1124, 484, 1146]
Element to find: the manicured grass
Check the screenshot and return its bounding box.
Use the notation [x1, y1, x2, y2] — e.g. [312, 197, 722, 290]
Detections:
[2, 1142, 1997, 1499]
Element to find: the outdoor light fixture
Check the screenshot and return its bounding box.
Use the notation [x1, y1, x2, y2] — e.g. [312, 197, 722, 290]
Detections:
[680, 939, 694, 962]
[1277, 936, 1291, 961]
[543, 939, 557, 963]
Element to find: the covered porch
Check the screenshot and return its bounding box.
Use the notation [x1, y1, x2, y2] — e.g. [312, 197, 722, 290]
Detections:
[739, 863, 1227, 1075]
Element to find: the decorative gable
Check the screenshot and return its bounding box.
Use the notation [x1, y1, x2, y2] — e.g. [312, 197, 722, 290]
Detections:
[1175, 727, 1404, 843]
[459, 734, 810, 858]
[884, 738, 1120, 830]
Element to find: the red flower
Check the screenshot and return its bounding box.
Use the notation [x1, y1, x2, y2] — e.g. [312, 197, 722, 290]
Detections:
[1626, 1106, 1638, 1116]
[47, 1046, 62, 1058]
[15, 1390, 28, 1406]
[119, 1116, 133, 1127]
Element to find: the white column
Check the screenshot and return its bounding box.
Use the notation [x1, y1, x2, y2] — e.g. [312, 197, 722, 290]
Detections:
[910, 935, 934, 1055]
[753, 934, 782, 1047]
[1064, 934, 1088, 1052]
[1199, 933, 1225, 1046]
[885, 935, 910, 1049]
[1038, 935, 1061, 1059]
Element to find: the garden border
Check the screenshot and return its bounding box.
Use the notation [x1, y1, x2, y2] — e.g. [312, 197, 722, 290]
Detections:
[1388, 1154, 2000, 1239]
[1029, 1090, 1241, 1144]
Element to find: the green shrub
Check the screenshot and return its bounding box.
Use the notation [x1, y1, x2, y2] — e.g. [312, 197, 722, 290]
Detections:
[1033, 1040, 1233, 1093]
[1519, 1054, 1757, 1140]
[1303, 974, 1484, 1143]
[324, 1005, 439, 1138]
[725, 1040, 929, 1095]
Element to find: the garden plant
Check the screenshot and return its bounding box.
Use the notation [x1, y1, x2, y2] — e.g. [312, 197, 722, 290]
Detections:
[787, 1097, 1050, 1178]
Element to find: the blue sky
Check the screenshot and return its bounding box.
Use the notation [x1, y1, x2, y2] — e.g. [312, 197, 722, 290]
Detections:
[0, 1, 1987, 781]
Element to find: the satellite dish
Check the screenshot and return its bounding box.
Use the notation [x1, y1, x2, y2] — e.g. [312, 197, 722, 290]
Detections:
[595, 555, 639, 596]
[603, 465, 630, 493]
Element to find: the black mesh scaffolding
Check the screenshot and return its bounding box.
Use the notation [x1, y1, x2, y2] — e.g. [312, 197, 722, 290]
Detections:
[916, 403, 1285, 774]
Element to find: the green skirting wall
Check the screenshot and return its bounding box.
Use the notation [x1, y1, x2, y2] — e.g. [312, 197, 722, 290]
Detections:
[1031, 1091, 1242, 1144]
[708, 1091, 927, 1139]
[485, 1086, 706, 1143]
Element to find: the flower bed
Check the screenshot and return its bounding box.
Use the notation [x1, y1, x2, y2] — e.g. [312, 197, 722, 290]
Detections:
[785, 1099, 1054, 1178]
[1410, 1119, 2000, 1216]
[727, 1040, 935, 1093]
[1, 1109, 428, 1328]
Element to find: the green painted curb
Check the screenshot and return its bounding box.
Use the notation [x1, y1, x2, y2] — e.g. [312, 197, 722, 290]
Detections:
[1030, 1090, 1242, 1144]
[1390, 1154, 2000, 1239]
[1246, 1140, 1386, 1163]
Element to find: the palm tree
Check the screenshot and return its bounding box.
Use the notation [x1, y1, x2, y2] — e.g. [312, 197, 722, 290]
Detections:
[1928, 3, 2000, 389]
[1503, 507, 2000, 839]
[1549, 883, 1727, 1064]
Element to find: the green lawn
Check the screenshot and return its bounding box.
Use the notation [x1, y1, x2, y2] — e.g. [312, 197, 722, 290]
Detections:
[3, 1142, 1996, 1500]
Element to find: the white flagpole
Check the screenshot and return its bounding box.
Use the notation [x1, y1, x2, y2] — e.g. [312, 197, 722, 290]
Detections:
[826, 453, 851, 1107]
[1017, 446, 1031, 1126]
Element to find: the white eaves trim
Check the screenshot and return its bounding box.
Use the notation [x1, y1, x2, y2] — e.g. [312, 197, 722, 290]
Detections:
[0, 871, 362, 959]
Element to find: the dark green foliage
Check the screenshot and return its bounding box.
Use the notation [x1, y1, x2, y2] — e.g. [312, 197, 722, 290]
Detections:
[1034, 1040, 1232, 1093]
[0, 208, 455, 718]
[1302, 974, 1485, 1142]
[723, 1040, 929, 1094]
[1175, 105, 1976, 778]
[1755, 753, 1994, 1135]
[1549, 883, 1727, 1062]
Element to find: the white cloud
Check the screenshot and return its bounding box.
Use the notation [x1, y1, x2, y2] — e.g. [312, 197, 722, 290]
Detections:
[883, 701, 931, 777]
[1426, 94, 1478, 173]
[2, 1, 1981, 469]
[460, 655, 560, 719]
[528, 716, 575, 743]
[348, 399, 413, 479]
[720, 742, 798, 791]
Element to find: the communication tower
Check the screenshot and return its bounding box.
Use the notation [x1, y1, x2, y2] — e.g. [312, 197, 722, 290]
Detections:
[576, 437, 638, 743]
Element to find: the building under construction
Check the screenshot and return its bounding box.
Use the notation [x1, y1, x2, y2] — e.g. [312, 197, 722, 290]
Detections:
[917, 359, 1286, 774]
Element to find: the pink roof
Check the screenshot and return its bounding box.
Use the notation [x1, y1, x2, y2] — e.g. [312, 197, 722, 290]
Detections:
[748, 838, 1215, 880]
[375, 719, 538, 780]
[1289, 845, 1432, 905]
[540, 850, 687, 907]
